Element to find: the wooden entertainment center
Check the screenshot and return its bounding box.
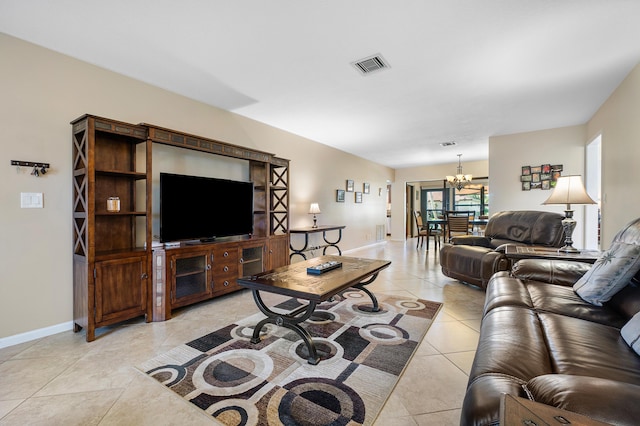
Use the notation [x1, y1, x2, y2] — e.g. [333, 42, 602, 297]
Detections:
[72, 114, 290, 341]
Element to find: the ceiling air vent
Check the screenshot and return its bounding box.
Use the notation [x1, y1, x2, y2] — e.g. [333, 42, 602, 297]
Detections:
[351, 54, 390, 75]
[440, 141, 457, 147]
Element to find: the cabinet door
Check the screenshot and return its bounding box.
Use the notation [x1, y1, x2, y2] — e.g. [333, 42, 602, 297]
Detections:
[170, 250, 212, 308]
[268, 235, 290, 270]
[240, 242, 266, 277]
[95, 256, 147, 325]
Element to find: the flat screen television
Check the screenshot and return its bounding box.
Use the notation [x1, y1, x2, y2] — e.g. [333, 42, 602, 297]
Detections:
[160, 172, 254, 242]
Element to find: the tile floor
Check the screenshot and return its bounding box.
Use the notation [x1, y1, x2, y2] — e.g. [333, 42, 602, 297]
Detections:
[0, 239, 486, 425]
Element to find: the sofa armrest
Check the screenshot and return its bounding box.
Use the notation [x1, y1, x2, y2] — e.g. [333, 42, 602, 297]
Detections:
[451, 235, 492, 247]
[511, 259, 592, 287]
[526, 374, 640, 426]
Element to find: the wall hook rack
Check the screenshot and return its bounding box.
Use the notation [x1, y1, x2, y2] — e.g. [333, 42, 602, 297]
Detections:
[11, 160, 50, 177]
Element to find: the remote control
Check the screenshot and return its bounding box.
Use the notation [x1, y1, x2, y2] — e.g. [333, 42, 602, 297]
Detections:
[307, 260, 342, 275]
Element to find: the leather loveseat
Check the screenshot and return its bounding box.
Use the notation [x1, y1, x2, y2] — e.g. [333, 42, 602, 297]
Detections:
[461, 225, 640, 425]
[440, 210, 565, 288]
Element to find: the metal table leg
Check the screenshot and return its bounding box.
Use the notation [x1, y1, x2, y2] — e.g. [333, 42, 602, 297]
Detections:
[321, 228, 343, 255]
[350, 272, 380, 312]
[249, 290, 320, 365]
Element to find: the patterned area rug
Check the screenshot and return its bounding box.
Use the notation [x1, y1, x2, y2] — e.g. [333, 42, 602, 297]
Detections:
[139, 291, 442, 426]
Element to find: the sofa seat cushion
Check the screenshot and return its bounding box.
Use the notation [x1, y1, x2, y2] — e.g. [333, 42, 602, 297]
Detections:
[526, 374, 640, 426]
[528, 285, 628, 328]
[539, 312, 640, 382]
[485, 272, 627, 327]
[471, 306, 553, 381]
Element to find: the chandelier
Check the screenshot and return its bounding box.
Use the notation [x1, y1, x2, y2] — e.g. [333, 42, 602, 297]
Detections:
[446, 154, 472, 190]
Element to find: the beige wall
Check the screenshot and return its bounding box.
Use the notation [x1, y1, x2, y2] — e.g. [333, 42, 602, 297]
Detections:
[489, 125, 590, 246]
[587, 62, 640, 246]
[0, 34, 393, 342]
[487, 61, 640, 248]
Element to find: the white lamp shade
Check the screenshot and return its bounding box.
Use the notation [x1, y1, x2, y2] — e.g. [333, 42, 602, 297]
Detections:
[309, 203, 321, 214]
[543, 175, 596, 206]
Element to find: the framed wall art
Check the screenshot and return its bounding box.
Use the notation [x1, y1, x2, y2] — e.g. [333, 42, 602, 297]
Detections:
[336, 189, 345, 202]
[346, 179, 354, 192]
[355, 192, 363, 203]
[363, 182, 370, 194]
[520, 163, 563, 191]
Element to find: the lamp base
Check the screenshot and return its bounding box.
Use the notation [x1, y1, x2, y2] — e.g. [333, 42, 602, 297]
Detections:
[559, 209, 578, 254]
[558, 245, 580, 253]
[312, 215, 318, 228]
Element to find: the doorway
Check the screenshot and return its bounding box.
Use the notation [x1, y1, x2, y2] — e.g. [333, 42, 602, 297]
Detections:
[585, 135, 601, 249]
[406, 184, 415, 238]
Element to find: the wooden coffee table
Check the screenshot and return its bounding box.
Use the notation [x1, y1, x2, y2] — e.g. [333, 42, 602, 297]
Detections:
[237, 255, 391, 364]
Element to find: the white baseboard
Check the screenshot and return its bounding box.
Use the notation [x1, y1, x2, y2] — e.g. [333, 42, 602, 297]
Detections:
[342, 240, 387, 254]
[0, 321, 74, 349]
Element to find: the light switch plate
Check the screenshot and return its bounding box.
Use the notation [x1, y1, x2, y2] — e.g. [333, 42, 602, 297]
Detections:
[21, 192, 44, 208]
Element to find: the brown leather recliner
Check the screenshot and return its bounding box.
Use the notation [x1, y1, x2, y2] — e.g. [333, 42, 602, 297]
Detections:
[439, 210, 565, 288]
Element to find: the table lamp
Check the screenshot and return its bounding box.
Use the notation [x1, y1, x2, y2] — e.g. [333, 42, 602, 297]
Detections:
[543, 175, 596, 253]
[309, 203, 321, 228]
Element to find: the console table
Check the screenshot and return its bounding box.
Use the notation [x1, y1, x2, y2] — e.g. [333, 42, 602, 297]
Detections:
[289, 225, 345, 260]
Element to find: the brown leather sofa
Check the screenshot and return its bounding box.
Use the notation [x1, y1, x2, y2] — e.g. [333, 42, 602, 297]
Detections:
[440, 210, 565, 288]
[461, 259, 640, 426]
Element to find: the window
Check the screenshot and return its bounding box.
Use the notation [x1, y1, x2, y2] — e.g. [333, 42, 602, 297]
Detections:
[452, 183, 489, 217]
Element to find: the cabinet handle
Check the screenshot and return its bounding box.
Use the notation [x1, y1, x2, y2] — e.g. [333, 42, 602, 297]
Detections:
[223, 266, 229, 272]
[206, 264, 211, 270]
[141, 273, 148, 279]
[223, 280, 229, 286]
[239, 258, 244, 264]
[223, 251, 229, 257]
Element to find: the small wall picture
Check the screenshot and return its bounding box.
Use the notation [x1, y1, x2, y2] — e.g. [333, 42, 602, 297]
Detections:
[521, 166, 531, 175]
[355, 192, 363, 203]
[522, 181, 531, 191]
[363, 182, 370, 194]
[346, 179, 354, 192]
[336, 189, 345, 202]
[521, 174, 532, 182]
[542, 164, 551, 174]
[542, 180, 551, 190]
[530, 165, 542, 174]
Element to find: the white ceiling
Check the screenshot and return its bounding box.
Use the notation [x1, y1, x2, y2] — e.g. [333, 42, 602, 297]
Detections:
[2, 0, 640, 169]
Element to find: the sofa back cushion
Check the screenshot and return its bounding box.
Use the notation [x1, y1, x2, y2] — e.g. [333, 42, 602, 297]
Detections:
[485, 210, 565, 247]
[605, 270, 640, 321]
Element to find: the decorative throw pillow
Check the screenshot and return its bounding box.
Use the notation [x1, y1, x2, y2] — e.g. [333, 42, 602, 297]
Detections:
[621, 312, 640, 356]
[574, 242, 640, 306]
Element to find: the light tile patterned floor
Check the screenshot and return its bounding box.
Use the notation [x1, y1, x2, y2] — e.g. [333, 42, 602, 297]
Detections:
[0, 240, 485, 425]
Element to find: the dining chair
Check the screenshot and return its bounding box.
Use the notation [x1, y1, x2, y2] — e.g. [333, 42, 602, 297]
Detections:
[445, 210, 471, 242]
[424, 213, 442, 251]
[415, 211, 441, 250]
[414, 211, 428, 248]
